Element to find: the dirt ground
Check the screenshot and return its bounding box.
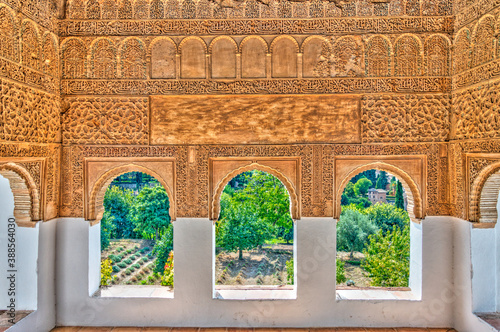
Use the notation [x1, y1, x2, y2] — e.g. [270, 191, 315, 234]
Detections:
[102, 239, 162, 286]
[215, 244, 293, 286]
[336, 251, 372, 287]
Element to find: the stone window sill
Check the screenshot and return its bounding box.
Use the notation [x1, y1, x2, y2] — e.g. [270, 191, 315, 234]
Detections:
[336, 286, 419, 301]
[214, 285, 296, 300]
[96, 285, 174, 298]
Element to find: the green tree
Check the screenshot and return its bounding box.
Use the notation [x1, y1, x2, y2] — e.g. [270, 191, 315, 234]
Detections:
[336, 260, 347, 284]
[100, 211, 116, 250]
[353, 177, 372, 197]
[350, 170, 377, 186]
[337, 209, 378, 258]
[395, 180, 405, 210]
[102, 186, 136, 239]
[237, 171, 293, 232]
[131, 185, 171, 241]
[362, 225, 410, 287]
[375, 171, 388, 190]
[217, 201, 273, 260]
[365, 203, 409, 234]
[152, 224, 174, 273]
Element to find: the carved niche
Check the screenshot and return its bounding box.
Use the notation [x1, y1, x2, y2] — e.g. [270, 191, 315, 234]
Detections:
[240, 36, 267, 78]
[179, 37, 206, 79]
[210, 36, 237, 79]
[271, 36, 298, 78]
[150, 37, 177, 79]
[0, 5, 18, 62]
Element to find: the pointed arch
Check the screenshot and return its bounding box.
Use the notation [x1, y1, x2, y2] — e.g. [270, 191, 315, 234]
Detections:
[335, 162, 423, 222]
[0, 163, 41, 227]
[88, 164, 176, 225]
[210, 163, 299, 221]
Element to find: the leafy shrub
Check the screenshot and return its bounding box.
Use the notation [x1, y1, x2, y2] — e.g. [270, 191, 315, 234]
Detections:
[337, 209, 378, 258]
[134, 245, 139, 251]
[137, 274, 143, 280]
[116, 247, 124, 252]
[125, 269, 132, 275]
[152, 225, 174, 273]
[365, 203, 409, 234]
[127, 249, 132, 254]
[142, 257, 148, 262]
[129, 266, 135, 272]
[100, 259, 113, 286]
[131, 276, 138, 282]
[148, 276, 155, 283]
[362, 225, 410, 287]
[286, 258, 294, 285]
[143, 267, 150, 273]
[141, 280, 148, 285]
[336, 260, 347, 284]
[124, 259, 132, 265]
[112, 265, 120, 273]
[133, 263, 140, 269]
[143, 247, 150, 251]
[161, 252, 174, 287]
[108, 254, 117, 262]
[117, 262, 126, 268]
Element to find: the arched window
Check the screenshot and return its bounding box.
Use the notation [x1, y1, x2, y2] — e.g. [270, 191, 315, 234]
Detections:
[214, 170, 296, 300]
[336, 168, 421, 300]
[95, 171, 174, 298]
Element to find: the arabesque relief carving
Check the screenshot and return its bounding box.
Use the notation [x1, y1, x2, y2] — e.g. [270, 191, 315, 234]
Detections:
[64, 0, 452, 20]
[62, 97, 148, 145]
[362, 94, 450, 143]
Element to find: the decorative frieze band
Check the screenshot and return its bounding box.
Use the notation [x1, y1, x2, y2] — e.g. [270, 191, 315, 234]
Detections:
[61, 77, 451, 95]
[59, 17, 454, 37]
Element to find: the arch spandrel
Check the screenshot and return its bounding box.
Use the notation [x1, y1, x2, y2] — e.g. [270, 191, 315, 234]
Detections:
[334, 158, 426, 223]
[85, 160, 176, 225]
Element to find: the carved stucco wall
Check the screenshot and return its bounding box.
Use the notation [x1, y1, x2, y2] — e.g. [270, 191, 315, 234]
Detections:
[0, 0, 499, 226]
[0, 0, 61, 223]
[449, 0, 500, 225]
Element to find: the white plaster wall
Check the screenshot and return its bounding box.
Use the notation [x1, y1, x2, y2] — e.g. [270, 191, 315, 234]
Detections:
[89, 224, 101, 296]
[9, 219, 57, 332]
[57, 216, 455, 328]
[0, 174, 56, 331]
[0, 174, 37, 310]
[452, 217, 497, 332]
[471, 225, 497, 312]
[409, 221, 422, 299]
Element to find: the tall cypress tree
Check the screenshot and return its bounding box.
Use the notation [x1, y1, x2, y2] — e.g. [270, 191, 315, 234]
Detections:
[395, 181, 405, 210]
[375, 171, 388, 189]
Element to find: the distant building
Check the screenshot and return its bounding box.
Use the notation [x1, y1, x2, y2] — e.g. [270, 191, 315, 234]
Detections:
[367, 188, 387, 204]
